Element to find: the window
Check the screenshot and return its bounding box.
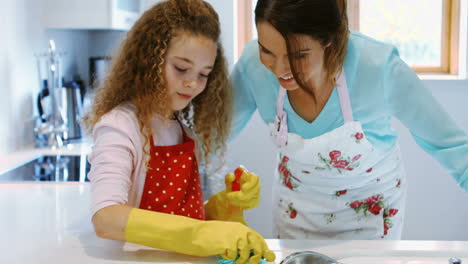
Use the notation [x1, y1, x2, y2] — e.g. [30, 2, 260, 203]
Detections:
[351, 0, 460, 75]
[237, 0, 461, 75]
[236, 0, 255, 58]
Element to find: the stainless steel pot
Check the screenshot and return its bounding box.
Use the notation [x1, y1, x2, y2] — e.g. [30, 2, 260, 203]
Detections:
[279, 251, 343, 264]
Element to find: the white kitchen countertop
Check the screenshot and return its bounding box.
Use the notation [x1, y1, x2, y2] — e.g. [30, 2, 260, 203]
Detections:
[0, 140, 91, 175]
[1, 182, 467, 264]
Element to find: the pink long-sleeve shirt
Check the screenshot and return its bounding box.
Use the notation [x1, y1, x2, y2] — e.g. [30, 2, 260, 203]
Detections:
[87, 103, 198, 216]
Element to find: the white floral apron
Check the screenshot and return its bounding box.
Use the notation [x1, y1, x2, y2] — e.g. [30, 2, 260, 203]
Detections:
[269, 70, 407, 240]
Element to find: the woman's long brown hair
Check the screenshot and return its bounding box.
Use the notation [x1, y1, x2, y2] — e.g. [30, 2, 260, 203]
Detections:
[83, 0, 232, 166]
[255, 0, 349, 103]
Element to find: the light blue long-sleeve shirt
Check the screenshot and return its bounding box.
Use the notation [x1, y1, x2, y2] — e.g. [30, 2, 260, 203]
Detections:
[230, 31, 468, 191]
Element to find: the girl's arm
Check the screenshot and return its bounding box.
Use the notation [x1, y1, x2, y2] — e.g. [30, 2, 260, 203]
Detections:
[92, 204, 132, 241]
[87, 110, 139, 239]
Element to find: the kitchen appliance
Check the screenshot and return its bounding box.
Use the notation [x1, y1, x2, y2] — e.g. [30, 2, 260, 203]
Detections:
[36, 79, 85, 143]
[34, 40, 67, 148]
[89, 56, 112, 89]
[34, 40, 85, 147]
[61, 80, 84, 141]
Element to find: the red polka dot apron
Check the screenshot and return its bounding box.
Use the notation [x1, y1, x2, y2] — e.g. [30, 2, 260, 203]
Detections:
[269, 69, 407, 239]
[139, 125, 205, 220]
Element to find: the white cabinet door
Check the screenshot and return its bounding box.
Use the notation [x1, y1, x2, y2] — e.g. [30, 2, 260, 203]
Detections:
[140, 0, 164, 13]
[43, 0, 140, 30]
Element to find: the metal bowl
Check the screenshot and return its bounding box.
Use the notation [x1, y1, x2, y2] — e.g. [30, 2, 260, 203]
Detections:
[279, 251, 342, 264]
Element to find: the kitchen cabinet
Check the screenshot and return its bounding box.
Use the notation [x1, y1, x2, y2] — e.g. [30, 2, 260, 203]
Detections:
[43, 0, 141, 30]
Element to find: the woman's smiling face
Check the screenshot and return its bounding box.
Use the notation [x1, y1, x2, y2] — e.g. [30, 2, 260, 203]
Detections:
[257, 21, 327, 91]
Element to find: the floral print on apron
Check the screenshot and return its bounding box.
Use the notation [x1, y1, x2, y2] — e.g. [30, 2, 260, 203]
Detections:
[270, 70, 407, 239]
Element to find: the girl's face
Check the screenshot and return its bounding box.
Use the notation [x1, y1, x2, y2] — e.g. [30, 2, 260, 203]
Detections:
[257, 22, 327, 91]
[164, 32, 217, 113]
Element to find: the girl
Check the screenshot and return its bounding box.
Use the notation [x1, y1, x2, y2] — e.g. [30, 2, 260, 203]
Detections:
[84, 0, 275, 263]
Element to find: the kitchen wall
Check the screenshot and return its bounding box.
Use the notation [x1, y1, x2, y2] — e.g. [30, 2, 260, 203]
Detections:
[1, 0, 466, 241]
[0, 0, 43, 155]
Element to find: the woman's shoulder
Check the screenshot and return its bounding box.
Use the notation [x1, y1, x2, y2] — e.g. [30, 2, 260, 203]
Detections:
[346, 31, 400, 77]
[236, 40, 265, 72]
[349, 31, 397, 54]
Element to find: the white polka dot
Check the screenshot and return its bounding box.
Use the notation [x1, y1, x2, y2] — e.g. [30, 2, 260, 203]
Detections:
[178, 203, 181, 206]
[171, 211, 174, 214]
[184, 179, 187, 183]
[156, 168, 160, 171]
[177, 188, 182, 191]
[148, 191, 152, 194]
[163, 175, 166, 178]
[199, 214, 202, 218]
[180, 151, 183, 154]
[163, 204, 167, 208]
[155, 152, 159, 156]
[190, 204, 193, 208]
[150, 176, 153, 179]
[176, 173, 180, 177]
[182, 165, 186, 168]
[155, 198, 159, 202]
[192, 187, 195, 190]
[171, 196, 174, 199]
[148, 206, 152, 209]
[174, 159, 178, 163]
[166, 153, 170, 157]
[182, 208, 185, 211]
[183, 200, 186, 203]
[162, 190, 166, 194]
[195, 210, 198, 213]
[188, 157, 192, 160]
[191, 195, 194, 199]
[162, 160, 165, 164]
[156, 183, 160, 186]
[168, 168, 172, 171]
[196, 201, 199, 204]
[169, 182, 173, 186]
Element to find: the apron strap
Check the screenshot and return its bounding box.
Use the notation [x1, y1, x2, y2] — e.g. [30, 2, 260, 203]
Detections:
[277, 88, 287, 117]
[336, 69, 354, 123]
[275, 68, 354, 126]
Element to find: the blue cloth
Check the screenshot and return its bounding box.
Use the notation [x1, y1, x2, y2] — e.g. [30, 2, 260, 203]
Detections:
[230, 31, 468, 191]
[216, 254, 267, 264]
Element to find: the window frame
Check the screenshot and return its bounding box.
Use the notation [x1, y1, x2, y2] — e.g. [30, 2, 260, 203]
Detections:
[348, 0, 460, 75]
[238, 0, 461, 75]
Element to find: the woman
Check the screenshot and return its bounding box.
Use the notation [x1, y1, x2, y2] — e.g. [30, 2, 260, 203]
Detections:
[231, 0, 468, 239]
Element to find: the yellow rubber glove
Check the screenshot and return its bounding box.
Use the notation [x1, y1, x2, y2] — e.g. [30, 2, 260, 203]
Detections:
[125, 208, 276, 264]
[205, 167, 261, 224]
[225, 168, 261, 210]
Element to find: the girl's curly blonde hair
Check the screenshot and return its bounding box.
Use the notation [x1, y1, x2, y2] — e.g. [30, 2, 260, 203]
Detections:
[83, 0, 232, 166]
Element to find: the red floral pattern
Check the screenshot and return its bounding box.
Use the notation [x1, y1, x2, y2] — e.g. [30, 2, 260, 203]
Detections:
[347, 194, 399, 237]
[325, 213, 336, 224]
[317, 150, 362, 173]
[278, 155, 303, 190]
[286, 202, 298, 219]
[335, 189, 348, 197]
[353, 132, 364, 143]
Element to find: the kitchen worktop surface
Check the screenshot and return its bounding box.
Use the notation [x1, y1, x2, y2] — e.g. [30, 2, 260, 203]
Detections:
[1, 182, 467, 264]
[0, 140, 91, 175]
